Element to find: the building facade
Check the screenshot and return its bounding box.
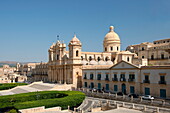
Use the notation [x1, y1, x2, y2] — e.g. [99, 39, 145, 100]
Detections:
[126, 38, 170, 65]
[82, 61, 170, 98]
[32, 26, 170, 98]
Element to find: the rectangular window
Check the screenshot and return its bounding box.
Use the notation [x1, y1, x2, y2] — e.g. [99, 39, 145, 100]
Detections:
[114, 85, 118, 92]
[145, 75, 149, 80]
[91, 82, 94, 88]
[97, 74, 101, 80]
[120, 74, 125, 78]
[98, 83, 101, 89]
[145, 87, 150, 95]
[160, 76, 165, 81]
[129, 74, 135, 79]
[130, 86, 135, 94]
[114, 74, 117, 78]
[105, 74, 109, 80]
[90, 73, 94, 80]
[160, 89, 166, 98]
[84, 82, 87, 87]
[106, 84, 109, 91]
[84, 73, 87, 79]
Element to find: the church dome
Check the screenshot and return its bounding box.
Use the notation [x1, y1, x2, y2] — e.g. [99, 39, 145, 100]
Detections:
[106, 60, 114, 65]
[104, 26, 120, 43]
[89, 60, 98, 65]
[98, 60, 106, 65]
[69, 35, 81, 45]
[81, 60, 89, 65]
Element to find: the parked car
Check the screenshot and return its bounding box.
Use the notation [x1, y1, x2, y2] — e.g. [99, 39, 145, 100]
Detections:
[89, 88, 98, 92]
[142, 95, 154, 100]
[117, 92, 124, 96]
[128, 93, 139, 98]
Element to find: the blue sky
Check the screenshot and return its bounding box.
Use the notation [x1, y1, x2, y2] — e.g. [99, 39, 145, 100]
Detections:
[0, 0, 170, 62]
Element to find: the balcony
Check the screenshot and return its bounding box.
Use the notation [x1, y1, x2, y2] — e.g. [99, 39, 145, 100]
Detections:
[120, 78, 126, 82]
[159, 81, 166, 85]
[143, 80, 150, 83]
[112, 78, 118, 81]
[128, 79, 135, 82]
[105, 78, 109, 81]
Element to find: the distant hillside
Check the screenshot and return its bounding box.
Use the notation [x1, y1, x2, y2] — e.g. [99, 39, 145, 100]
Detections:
[0, 61, 38, 67]
[0, 61, 18, 67]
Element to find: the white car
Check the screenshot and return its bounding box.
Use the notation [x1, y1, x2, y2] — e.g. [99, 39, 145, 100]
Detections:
[142, 95, 154, 100]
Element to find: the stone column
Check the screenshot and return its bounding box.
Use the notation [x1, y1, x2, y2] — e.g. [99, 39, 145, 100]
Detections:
[143, 105, 146, 111]
[132, 104, 135, 109]
[156, 107, 159, 113]
[122, 102, 125, 107]
[131, 96, 133, 102]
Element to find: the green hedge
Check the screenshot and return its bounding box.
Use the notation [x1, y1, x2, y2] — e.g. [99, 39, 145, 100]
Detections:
[0, 83, 27, 91]
[0, 91, 85, 110]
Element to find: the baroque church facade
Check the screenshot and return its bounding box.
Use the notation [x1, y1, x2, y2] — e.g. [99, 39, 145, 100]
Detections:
[46, 26, 145, 88]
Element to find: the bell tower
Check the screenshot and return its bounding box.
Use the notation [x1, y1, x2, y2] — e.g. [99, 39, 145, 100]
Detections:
[68, 35, 82, 88]
[68, 35, 82, 64]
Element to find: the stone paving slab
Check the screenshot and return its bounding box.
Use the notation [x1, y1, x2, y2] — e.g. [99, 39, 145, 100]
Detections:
[0, 91, 15, 96]
[11, 88, 29, 94]
[29, 84, 54, 90]
[19, 86, 43, 92]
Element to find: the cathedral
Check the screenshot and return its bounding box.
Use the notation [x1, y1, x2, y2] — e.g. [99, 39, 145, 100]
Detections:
[47, 26, 144, 88]
[32, 26, 170, 98]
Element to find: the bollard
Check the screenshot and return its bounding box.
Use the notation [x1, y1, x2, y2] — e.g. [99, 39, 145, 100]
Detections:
[108, 101, 111, 106]
[115, 93, 117, 99]
[143, 105, 146, 111]
[151, 99, 153, 104]
[116, 104, 119, 109]
[140, 97, 143, 102]
[162, 100, 165, 106]
[132, 104, 135, 109]
[122, 102, 125, 107]
[157, 107, 159, 113]
[114, 101, 116, 105]
[131, 96, 133, 102]
[123, 95, 125, 100]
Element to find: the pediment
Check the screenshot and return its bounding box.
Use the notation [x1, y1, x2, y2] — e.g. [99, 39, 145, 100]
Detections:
[110, 60, 139, 69]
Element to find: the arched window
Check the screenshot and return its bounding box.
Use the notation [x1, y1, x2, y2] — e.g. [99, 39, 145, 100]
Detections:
[117, 46, 119, 51]
[81, 56, 83, 60]
[142, 47, 144, 51]
[56, 54, 59, 60]
[110, 46, 113, 51]
[76, 50, 79, 57]
[161, 54, 164, 59]
[105, 47, 107, 51]
[105, 57, 109, 61]
[97, 57, 101, 61]
[127, 57, 129, 62]
[89, 56, 92, 61]
[151, 55, 154, 60]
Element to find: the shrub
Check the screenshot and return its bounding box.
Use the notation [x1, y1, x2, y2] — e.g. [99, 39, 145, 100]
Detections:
[0, 91, 85, 110]
[0, 83, 28, 91]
